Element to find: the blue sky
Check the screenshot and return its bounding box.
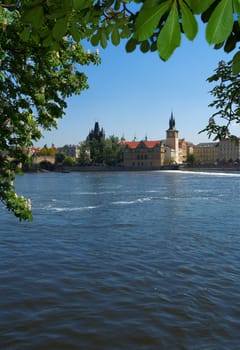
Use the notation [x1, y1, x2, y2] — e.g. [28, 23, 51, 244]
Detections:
[36, 23, 236, 148]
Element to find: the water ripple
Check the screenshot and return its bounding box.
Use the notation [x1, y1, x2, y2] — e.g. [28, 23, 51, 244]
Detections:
[1, 171, 240, 349]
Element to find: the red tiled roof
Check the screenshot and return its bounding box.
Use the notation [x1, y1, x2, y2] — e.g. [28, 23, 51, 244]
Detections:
[120, 141, 138, 149]
[143, 141, 161, 148]
[29, 147, 40, 153]
[120, 140, 161, 149]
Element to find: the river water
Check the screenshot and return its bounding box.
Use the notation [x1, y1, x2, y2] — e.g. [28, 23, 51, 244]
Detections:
[1, 170, 240, 349]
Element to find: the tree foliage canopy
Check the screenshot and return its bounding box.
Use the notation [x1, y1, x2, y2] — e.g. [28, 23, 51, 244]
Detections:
[79, 134, 123, 166]
[1, 1, 240, 71]
[0, 1, 100, 220]
[1, 0, 240, 220]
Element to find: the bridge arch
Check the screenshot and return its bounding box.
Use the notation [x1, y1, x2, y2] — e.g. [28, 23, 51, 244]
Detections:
[32, 156, 55, 165]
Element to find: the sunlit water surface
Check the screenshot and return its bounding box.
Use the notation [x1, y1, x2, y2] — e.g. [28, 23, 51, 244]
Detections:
[1, 171, 240, 349]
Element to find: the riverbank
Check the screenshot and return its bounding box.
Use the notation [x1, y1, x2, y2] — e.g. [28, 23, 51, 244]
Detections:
[24, 163, 240, 173]
[55, 164, 180, 173]
[180, 164, 240, 172]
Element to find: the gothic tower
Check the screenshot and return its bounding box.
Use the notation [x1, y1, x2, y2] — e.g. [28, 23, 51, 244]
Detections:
[166, 112, 179, 163]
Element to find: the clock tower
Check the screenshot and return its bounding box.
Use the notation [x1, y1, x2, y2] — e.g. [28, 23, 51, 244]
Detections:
[166, 112, 179, 163]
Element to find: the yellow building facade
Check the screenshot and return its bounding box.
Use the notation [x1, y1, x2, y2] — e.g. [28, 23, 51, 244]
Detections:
[121, 140, 165, 168]
[194, 139, 240, 164]
[194, 143, 219, 164]
[121, 114, 192, 168]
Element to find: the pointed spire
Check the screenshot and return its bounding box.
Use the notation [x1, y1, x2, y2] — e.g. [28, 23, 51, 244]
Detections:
[94, 121, 100, 136]
[169, 111, 176, 130]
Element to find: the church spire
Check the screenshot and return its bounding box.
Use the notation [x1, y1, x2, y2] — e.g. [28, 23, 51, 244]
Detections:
[169, 112, 176, 130]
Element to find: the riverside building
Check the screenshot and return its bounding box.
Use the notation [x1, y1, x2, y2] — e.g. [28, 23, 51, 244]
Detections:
[120, 113, 193, 168]
[194, 138, 240, 164]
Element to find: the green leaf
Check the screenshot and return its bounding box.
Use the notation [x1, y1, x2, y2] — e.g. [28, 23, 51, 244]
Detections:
[140, 0, 163, 8]
[111, 27, 120, 46]
[157, 2, 181, 60]
[134, 1, 172, 41]
[100, 30, 107, 49]
[51, 40, 61, 51]
[180, 0, 198, 40]
[125, 37, 137, 52]
[52, 17, 68, 40]
[233, 0, 240, 24]
[105, 23, 114, 35]
[47, 10, 67, 20]
[224, 33, 236, 52]
[114, 0, 121, 11]
[42, 34, 53, 47]
[91, 31, 100, 46]
[72, 0, 90, 10]
[233, 0, 240, 13]
[214, 41, 224, 49]
[232, 51, 240, 74]
[206, 0, 234, 44]
[62, 0, 73, 10]
[120, 26, 131, 38]
[140, 40, 150, 53]
[71, 25, 81, 42]
[150, 40, 157, 51]
[20, 26, 31, 42]
[187, 0, 216, 14]
[23, 5, 44, 29]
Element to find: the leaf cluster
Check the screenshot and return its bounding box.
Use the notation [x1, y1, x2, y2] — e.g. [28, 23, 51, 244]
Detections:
[1, 1, 240, 60]
[4, 0, 238, 72]
[129, 0, 240, 70]
[0, 5, 100, 220]
[200, 60, 240, 140]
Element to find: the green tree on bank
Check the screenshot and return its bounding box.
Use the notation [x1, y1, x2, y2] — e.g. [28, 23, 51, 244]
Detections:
[1, 0, 240, 220]
[78, 142, 91, 166]
[79, 123, 123, 166]
[186, 153, 196, 165]
[38, 145, 57, 157]
[86, 122, 105, 163]
[87, 135, 123, 166]
[103, 135, 123, 165]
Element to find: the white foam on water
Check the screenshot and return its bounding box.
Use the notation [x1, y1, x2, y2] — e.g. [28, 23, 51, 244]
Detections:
[162, 170, 240, 177]
[40, 205, 99, 212]
[76, 191, 117, 195]
[112, 197, 152, 205]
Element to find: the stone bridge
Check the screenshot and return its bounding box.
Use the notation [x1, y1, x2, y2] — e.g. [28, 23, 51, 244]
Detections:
[32, 156, 55, 165]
